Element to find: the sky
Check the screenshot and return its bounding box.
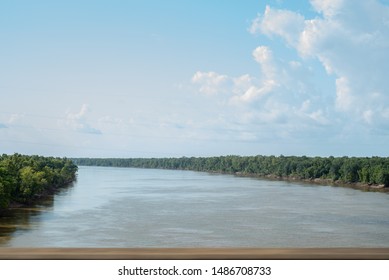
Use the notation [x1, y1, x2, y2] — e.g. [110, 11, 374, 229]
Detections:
[1, 0, 389, 158]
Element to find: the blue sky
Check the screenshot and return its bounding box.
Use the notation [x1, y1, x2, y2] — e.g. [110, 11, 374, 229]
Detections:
[1, 0, 389, 158]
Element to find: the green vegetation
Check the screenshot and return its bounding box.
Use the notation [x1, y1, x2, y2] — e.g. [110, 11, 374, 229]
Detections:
[0, 154, 78, 209]
[73, 155, 389, 188]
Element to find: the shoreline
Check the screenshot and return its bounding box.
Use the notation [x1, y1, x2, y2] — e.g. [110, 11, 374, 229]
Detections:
[232, 172, 389, 192]
[73, 156, 389, 191]
[77, 164, 389, 193]
[2, 179, 76, 212]
[0, 154, 78, 213]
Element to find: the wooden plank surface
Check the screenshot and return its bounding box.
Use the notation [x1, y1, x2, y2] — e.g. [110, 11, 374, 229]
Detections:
[0, 248, 388, 260]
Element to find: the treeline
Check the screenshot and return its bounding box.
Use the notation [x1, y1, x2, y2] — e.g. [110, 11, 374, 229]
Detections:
[0, 154, 78, 209]
[73, 155, 389, 187]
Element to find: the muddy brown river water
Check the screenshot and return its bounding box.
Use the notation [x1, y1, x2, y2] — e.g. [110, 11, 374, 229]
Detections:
[1, 166, 389, 247]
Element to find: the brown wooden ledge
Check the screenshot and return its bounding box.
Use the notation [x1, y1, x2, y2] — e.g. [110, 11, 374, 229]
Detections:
[0, 248, 388, 260]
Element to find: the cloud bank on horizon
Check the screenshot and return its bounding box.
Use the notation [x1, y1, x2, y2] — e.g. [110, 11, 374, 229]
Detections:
[1, 0, 388, 157]
[192, 0, 389, 149]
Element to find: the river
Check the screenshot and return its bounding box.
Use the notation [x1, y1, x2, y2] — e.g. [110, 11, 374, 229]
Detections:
[1, 166, 389, 247]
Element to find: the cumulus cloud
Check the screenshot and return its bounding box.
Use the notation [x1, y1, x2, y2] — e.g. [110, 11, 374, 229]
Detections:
[250, 6, 305, 47]
[335, 76, 353, 111]
[191, 71, 230, 94]
[65, 104, 102, 135]
[192, 46, 279, 104]
[190, 0, 388, 149]
[310, 0, 344, 18]
[251, 0, 389, 128]
[238, 46, 278, 102]
[192, 41, 326, 129]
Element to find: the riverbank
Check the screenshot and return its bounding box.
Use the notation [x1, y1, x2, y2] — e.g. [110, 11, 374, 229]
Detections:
[0, 154, 78, 212]
[233, 172, 388, 192]
[6, 179, 76, 210]
[72, 155, 389, 193]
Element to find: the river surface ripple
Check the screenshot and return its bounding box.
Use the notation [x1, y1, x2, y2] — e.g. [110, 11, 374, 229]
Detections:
[1, 166, 389, 247]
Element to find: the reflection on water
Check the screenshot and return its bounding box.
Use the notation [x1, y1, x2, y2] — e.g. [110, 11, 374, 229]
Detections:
[0, 184, 75, 246]
[1, 166, 389, 247]
[0, 201, 51, 245]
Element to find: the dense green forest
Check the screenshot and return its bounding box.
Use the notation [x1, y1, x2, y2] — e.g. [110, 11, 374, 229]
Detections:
[0, 154, 78, 209]
[73, 155, 389, 187]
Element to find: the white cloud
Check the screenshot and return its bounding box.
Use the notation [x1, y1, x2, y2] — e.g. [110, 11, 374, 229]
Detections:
[250, 5, 305, 47]
[308, 110, 330, 125]
[0, 114, 23, 129]
[310, 0, 344, 18]
[65, 104, 102, 135]
[250, 0, 389, 128]
[232, 74, 253, 94]
[252, 46, 277, 79]
[191, 71, 229, 94]
[335, 76, 353, 111]
[189, 0, 389, 154]
[192, 41, 330, 140]
[236, 84, 273, 103]
[193, 46, 279, 105]
[252, 45, 271, 64]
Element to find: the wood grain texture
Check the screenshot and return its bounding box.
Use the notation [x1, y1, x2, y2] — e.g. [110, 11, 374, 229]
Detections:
[0, 248, 388, 260]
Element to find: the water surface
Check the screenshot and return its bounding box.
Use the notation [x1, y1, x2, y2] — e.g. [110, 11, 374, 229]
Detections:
[1, 166, 389, 247]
